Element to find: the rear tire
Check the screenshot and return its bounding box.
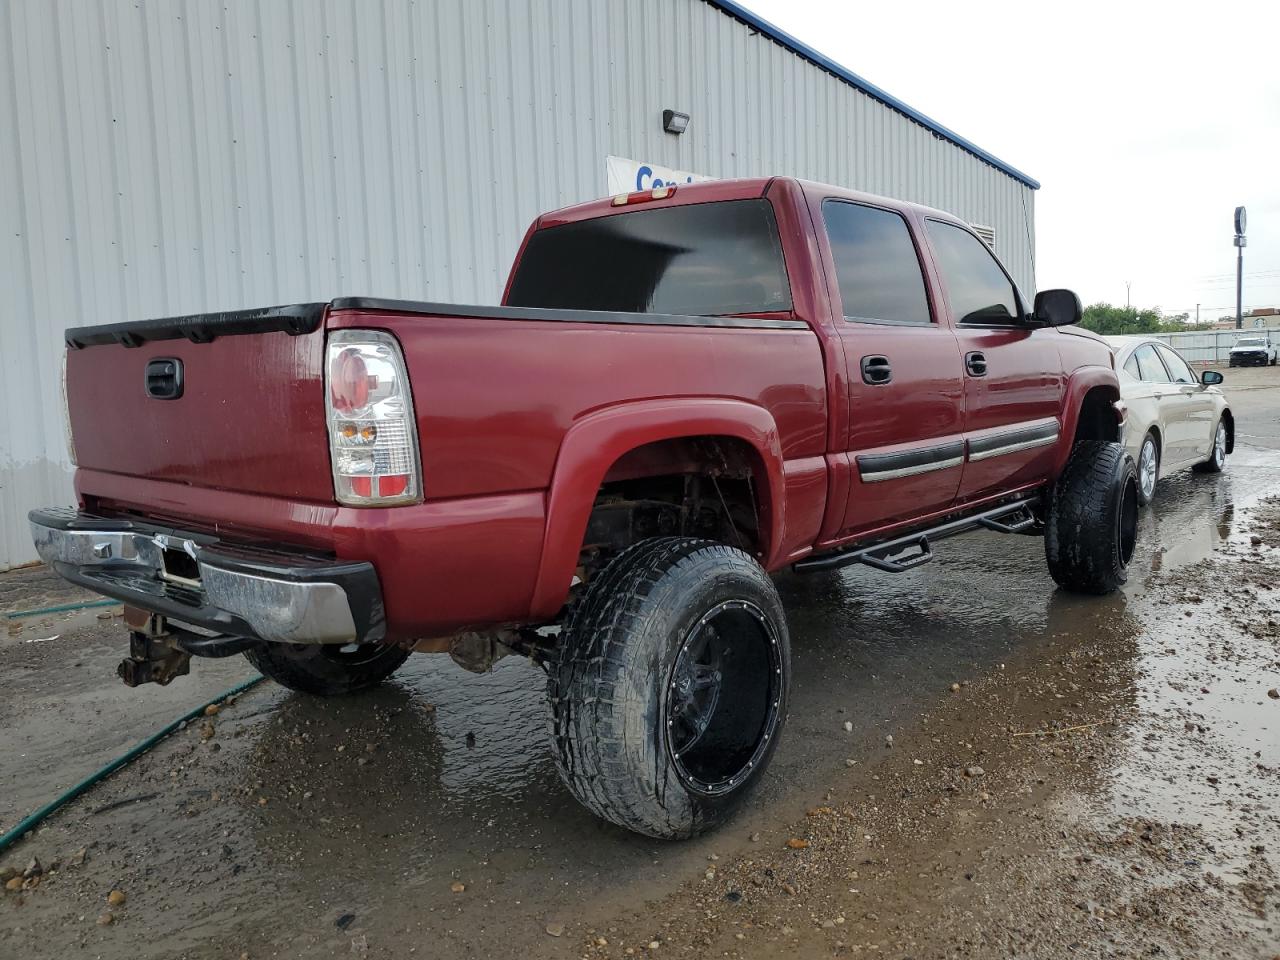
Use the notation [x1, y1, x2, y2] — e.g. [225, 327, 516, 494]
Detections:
[1192, 417, 1228, 474]
[1136, 430, 1160, 506]
[548, 537, 789, 839]
[245, 642, 410, 696]
[1045, 440, 1139, 595]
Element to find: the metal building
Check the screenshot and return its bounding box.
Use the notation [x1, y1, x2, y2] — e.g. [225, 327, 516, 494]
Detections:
[0, 0, 1038, 570]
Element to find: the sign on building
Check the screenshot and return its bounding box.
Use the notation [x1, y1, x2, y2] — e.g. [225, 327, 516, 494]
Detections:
[606, 155, 714, 195]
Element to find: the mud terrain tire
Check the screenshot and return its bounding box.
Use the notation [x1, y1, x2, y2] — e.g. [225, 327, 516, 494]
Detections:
[245, 642, 409, 696]
[548, 538, 790, 839]
[1045, 440, 1139, 595]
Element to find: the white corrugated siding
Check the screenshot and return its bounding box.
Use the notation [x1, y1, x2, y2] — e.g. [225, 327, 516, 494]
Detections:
[0, 0, 1036, 570]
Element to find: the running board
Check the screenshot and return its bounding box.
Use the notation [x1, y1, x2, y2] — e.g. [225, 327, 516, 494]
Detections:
[793, 496, 1042, 575]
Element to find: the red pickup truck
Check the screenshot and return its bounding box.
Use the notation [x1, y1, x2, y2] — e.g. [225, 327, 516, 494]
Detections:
[33, 177, 1138, 839]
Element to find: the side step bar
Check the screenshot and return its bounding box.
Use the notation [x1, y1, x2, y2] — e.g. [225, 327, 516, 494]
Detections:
[793, 495, 1042, 575]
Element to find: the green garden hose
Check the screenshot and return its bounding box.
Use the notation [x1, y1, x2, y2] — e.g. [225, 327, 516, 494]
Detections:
[0, 674, 266, 855]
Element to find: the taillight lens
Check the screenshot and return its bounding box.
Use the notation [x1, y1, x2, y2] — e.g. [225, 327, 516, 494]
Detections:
[325, 330, 421, 506]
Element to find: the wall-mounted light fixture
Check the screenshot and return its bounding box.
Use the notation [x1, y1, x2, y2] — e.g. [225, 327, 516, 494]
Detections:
[662, 109, 690, 135]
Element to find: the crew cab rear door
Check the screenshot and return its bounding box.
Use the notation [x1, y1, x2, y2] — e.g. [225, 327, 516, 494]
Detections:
[923, 220, 1063, 504]
[815, 198, 966, 538]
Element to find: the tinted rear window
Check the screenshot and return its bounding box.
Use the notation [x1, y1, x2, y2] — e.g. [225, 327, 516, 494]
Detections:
[506, 199, 792, 316]
[822, 200, 931, 325]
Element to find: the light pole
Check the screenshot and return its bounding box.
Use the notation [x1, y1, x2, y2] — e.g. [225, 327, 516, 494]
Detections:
[1125, 280, 1131, 310]
[1234, 206, 1247, 330]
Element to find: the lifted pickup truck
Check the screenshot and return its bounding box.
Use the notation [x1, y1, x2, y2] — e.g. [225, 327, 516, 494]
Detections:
[33, 177, 1137, 839]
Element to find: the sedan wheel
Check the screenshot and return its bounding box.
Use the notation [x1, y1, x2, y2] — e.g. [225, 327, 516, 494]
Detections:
[1194, 418, 1228, 474]
[1136, 433, 1159, 506]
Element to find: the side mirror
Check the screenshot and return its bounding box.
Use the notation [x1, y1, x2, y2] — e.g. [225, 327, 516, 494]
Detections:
[1201, 370, 1224, 386]
[1032, 289, 1082, 327]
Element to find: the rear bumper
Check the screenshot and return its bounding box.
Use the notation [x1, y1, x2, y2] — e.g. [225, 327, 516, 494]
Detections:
[29, 507, 384, 645]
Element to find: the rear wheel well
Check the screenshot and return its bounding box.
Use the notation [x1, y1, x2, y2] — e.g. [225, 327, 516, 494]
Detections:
[1143, 424, 1162, 456]
[1074, 386, 1121, 446]
[577, 437, 767, 584]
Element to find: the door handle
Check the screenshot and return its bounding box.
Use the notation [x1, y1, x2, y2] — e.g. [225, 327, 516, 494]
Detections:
[964, 351, 987, 377]
[860, 355, 892, 385]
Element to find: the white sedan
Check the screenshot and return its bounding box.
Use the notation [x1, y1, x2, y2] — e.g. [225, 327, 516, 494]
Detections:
[1106, 337, 1233, 505]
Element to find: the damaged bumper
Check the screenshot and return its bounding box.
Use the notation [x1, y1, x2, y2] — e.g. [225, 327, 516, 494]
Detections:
[29, 507, 384, 645]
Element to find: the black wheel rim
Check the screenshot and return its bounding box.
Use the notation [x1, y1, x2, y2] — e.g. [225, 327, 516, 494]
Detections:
[664, 599, 782, 796]
[1117, 475, 1138, 567]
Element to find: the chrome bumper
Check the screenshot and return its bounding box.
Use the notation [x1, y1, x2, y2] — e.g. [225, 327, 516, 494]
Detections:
[29, 508, 384, 645]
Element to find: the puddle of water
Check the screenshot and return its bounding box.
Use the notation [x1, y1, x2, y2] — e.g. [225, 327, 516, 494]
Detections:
[1060, 448, 1280, 882]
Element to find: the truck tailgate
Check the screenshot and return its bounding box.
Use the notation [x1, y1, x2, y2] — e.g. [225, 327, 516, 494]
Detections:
[65, 304, 335, 504]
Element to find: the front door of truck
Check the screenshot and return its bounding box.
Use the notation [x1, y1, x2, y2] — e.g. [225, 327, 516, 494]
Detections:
[817, 199, 966, 539]
[923, 219, 1063, 504]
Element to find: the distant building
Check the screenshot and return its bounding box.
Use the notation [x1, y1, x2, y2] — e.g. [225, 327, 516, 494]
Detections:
[1210, 308, 1278, 330]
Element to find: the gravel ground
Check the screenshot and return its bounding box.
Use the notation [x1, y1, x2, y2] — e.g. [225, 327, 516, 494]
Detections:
[2, 367, 1278, 959]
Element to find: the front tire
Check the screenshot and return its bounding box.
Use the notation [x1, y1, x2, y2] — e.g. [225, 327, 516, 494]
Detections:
[1045, 440, 1139, 595]
[1136, 430, 1160, 506]
[548, 538, 789, 839]
[245, 642, 410, 696]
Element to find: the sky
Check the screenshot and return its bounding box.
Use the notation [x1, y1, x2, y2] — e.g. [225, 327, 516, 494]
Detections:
[744, 0, 1280, 320]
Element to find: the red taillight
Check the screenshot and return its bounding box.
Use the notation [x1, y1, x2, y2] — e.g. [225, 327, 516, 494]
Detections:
[331, 349, 370, 414]
[325, 331, 422, 506]
[378, 475, 408, 497]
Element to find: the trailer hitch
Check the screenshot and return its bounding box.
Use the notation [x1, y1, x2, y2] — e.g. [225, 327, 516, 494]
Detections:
[118, 629, 191, 687]
[118, 605, 261, 685]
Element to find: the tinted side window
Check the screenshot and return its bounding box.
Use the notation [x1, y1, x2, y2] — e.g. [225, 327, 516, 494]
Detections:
[1156, 344, 1195, 384]
[822, 201, 931, 325]
[506, 199, 792, 316]
[1133, 344, 1171, 383]
[926, 220, 1020, 324]
[1122, 353, 1140, 380]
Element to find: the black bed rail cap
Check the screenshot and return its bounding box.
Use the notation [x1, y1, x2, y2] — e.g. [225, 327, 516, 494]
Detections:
[65, 302, 327, 349]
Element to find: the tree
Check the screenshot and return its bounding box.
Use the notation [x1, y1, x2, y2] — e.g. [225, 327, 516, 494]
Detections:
[1078, 303, 1193, 336]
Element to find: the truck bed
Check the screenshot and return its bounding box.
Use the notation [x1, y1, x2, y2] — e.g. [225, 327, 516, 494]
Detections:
[63, 297, 828, 635]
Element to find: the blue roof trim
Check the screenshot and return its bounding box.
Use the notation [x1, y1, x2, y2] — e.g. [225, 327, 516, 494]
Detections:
[704, 0, 1041, 190]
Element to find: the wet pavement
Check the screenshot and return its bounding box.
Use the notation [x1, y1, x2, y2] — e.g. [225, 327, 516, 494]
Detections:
[2, 366, 1278, 958]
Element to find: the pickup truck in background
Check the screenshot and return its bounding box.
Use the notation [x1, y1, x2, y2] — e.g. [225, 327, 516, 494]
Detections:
[32, 177, 1137, 839]
[1228, 334, 1277, 367]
